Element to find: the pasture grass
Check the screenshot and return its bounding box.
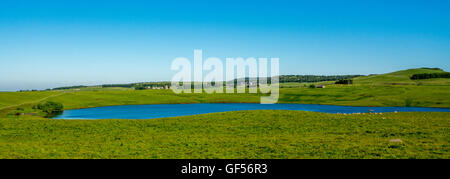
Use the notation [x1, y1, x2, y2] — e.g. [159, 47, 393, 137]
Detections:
[0, 110, 448, 159]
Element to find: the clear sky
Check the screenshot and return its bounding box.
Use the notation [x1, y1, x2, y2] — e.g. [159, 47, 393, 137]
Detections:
[0, 0, 449, 91]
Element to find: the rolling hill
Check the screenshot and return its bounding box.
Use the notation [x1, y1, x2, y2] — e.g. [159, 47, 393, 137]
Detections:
[353, 68, 450, 86]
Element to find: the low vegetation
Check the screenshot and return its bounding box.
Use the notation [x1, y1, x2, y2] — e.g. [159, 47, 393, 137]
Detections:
[0, 110, 448, 159]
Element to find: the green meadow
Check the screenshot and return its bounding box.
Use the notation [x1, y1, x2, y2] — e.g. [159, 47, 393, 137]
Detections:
[0, 68, 449, 158]
[0, 111, 448, 159]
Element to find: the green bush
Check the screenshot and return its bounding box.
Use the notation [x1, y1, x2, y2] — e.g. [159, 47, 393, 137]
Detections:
[135, 86, 147, 90]
[36, 101, 64, 114]
[335, 79, 353, 84]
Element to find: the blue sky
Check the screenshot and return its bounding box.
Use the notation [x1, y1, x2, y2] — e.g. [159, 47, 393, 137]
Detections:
[0, 0, 449, 91]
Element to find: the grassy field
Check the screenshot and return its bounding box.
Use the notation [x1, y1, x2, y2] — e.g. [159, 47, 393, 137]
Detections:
[0, 110, 448, 159]
[0, 68, 449, 159]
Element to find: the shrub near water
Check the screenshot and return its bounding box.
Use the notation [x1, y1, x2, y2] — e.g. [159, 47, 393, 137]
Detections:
[34, 101, 64, 115]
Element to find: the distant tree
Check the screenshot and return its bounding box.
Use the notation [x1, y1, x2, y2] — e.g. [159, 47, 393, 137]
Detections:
[35, 101, 64, 115]
[309, 84, 316, 88]
[335, 79, 353, 84]
[279, 75, 362, 83]
[52, 85, 87, 90]
[410, 72, 450, 80]
[102, 84, 135, 88]
[135, 86, 147, 90]
[419, 67, 442, 71]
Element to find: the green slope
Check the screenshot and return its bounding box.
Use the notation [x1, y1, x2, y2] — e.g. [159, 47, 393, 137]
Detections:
[354, 68, 450, 85]
[0, 91, 63, 109]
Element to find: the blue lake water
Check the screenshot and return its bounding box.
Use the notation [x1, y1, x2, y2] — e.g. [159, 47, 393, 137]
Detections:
[52, 103, 450, 120]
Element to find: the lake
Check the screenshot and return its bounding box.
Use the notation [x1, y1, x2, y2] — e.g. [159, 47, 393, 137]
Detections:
[52, 103, 450, 119]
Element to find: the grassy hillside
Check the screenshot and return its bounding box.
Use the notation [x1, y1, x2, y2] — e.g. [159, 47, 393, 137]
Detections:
[278, 85, 450, 107]
[0, 91, 62, 109]
[278, 68, 450, 107]
[0, 110, 448, 159]
[354, 68, 450, 85]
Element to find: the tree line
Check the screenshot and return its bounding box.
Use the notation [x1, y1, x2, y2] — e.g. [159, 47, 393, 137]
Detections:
[279, 75, 362, 83]
[335, 79, 353, 84]
[52, 85, 88, 90]
[410, 73, 450, 80]
[47, 75, 363, 91]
